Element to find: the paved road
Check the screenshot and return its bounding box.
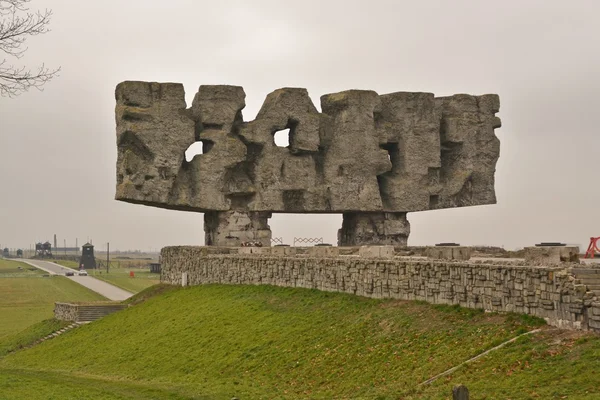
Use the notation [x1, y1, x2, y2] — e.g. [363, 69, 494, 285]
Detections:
[21, 259, 134, 301]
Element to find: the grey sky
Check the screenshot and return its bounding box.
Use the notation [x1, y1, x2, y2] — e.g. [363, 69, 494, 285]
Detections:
[1, 0, 598, 252]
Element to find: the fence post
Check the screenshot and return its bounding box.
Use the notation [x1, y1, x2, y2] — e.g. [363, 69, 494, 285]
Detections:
[452, 385, 469, 400]
[182, 272, 188, 287]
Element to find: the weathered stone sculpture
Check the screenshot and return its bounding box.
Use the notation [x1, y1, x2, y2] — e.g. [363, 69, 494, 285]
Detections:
[115, 82, 501, 246]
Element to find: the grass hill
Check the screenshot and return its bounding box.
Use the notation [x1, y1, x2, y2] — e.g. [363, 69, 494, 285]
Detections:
[0, 259, 106, 340]
[1, 284, 599, 399]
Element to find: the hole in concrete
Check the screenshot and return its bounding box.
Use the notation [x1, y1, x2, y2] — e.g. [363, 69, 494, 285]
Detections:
[273, 128, 290, 147]
[429, 195, 440, 208]
[185, 142, 203, 161]
[380, 142, 400, 173]
[201, 123, 224, 130]
[184, 141, 213, 162]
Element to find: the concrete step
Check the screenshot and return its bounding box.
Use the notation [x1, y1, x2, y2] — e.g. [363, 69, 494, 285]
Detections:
[78, 313, 120, 321]
[579, 278, 600, 285]
[572, 268, 600, 275]
[80, 312, 122, 316]
[78, 311, 119, 316]
[573, 276, 600, 283]
[74, 304, 127, 322]
[78, 310, 118, 314]
[573, 271, 600, 276]
[584, 284, 600, 291]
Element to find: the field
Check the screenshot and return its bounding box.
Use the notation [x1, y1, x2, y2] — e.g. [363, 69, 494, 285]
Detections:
[2, 283, 599, 399]
[0, 259, 106, 342]
[52, 259, 160, 293]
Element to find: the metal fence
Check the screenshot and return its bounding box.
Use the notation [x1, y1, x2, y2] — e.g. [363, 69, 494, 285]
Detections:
[293, 237, 324, 246]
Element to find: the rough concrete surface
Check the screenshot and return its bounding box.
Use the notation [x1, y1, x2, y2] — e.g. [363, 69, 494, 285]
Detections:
[115, 83, 501, 245]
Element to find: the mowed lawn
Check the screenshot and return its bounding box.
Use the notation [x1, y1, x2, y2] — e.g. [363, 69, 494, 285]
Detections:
[0, 259, 106, 340]
[1, 284, 600, 398]
[0, 284, 565, 399]
[53, 259, 160, 293]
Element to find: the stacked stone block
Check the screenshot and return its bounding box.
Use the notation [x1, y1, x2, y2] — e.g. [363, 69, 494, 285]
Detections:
[161, 246, 597, 332]
[524, 246, 580, 265]
[358, 245, 395, 259]
[426, 246, 471, 260]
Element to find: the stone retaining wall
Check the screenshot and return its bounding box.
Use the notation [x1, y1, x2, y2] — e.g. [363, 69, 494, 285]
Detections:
[54, 302, 79, 321]
[161, 246, 600, 332]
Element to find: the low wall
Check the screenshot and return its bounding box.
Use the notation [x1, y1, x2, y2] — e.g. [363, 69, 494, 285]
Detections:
[161, 246, 600, 332]
[54, 302, 79, 321]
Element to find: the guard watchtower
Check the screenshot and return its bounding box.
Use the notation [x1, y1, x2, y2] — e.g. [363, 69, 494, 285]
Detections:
[42, 242, 52, 257]
[79, 243, 96, 270]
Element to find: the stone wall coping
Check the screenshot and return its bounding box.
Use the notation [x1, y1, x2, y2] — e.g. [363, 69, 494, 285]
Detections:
[163, 251, 576, 271]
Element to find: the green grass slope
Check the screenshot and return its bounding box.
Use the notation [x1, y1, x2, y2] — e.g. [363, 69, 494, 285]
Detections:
[0, 259, 107, 339]
[0, 319, 70, 357]
[1, 284, 599, 399]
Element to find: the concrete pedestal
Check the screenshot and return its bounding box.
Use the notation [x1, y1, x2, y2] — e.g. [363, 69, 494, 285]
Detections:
[205, 211, 272, 246]
[338, 212, 410, 246]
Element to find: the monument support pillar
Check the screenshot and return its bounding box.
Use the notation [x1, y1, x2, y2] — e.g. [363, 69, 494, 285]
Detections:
[337, 212, 410, 246]
[204, 211, 272, 247]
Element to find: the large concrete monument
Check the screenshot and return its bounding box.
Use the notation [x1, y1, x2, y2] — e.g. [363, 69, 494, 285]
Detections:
[114, 82, 501, 246]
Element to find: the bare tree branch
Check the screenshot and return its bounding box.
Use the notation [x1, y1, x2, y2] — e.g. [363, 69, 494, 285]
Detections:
[0, 0, 59, 97]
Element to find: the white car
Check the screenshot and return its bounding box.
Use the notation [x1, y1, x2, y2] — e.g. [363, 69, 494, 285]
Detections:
[78, 270, 88, 276]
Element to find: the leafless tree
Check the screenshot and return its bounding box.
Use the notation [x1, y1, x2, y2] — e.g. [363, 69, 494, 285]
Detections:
[0, 0, 59, 97]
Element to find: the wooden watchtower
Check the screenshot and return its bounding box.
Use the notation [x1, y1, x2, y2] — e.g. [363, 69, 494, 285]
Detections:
[79, 243, 97, 270]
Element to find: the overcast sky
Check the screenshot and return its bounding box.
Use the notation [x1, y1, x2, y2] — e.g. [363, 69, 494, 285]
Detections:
[1, 0, 598, 252]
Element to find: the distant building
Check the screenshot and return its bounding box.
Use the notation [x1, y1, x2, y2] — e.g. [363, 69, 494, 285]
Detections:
[149, 263, 161, 274]
[79, 243, 97, 269]
[35, 242, 53, 258]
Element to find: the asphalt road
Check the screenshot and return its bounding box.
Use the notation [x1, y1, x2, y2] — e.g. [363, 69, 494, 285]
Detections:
[21, 259, 134, 301]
